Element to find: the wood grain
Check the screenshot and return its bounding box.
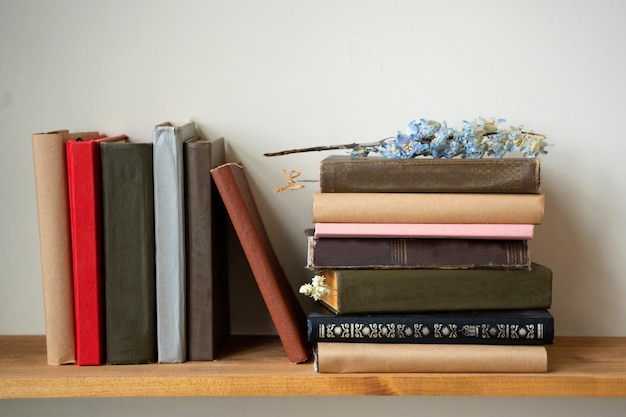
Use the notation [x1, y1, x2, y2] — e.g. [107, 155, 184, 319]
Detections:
[1, 336, 625, 398]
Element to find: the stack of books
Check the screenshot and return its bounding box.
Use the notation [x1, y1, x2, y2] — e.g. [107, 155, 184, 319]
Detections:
[305, 155, 554, 373]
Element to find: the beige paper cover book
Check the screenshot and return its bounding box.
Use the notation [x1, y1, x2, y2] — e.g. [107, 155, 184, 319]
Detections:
[32, 129, 98, 365]
[316, 343, 548, 373]
[312, 192, 545, 224]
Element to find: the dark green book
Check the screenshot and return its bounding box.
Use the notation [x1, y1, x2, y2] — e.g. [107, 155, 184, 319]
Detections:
[101, 141, 157, 364]
[318, 263, 552, 314]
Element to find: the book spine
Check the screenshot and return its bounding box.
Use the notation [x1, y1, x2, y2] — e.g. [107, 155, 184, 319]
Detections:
[321, 263, 552, 314]
[307, 309, 554, 345]
[211, 163, 310, 363]
[313, 223, 535, 240]
[312, 192, 545, 224]
[153, 124, 190, 363]
[319, 156, 541, 193]
[315, 343, 548, 373]
[31, 130, 97, 365]
[101, 142, 157, 365]
[307, 235, 530, 269]
[184, 138, 229, 361]
[66, 136, 106, 365]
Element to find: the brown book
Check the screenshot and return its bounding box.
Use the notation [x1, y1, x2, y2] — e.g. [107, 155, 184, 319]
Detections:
[306, 231, 530, 270]
[101, 141, 157, 365]
[318, 263, 552, 314]
[210, 163, 310, 363]
[32, 129, 98, 365]
[312, 192, 545, 224]
[319, 155, 541, 193]
[315, 343, 548, 373]
[184, 137, 229, 361]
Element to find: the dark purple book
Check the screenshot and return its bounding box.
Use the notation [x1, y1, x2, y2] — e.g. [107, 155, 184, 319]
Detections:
[306, 230, 530, 270]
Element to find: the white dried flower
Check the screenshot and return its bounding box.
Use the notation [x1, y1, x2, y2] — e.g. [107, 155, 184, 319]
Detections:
[299, 274, 330, 301]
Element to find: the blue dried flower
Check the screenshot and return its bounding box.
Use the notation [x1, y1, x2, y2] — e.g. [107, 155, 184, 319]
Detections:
[366, 118, 549, 159]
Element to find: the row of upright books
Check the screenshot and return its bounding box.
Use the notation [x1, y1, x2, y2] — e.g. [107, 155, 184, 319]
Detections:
[303, 155, 554, 372]
[32, 122, 231, 365]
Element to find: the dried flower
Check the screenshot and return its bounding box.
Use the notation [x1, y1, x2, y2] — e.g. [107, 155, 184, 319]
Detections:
[299, 274, 330, 301]
[264, 117, 550, 159]
[350, 117, 549, 159]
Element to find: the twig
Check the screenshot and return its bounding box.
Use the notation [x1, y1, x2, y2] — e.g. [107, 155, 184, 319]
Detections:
[263, 139, 392, 157]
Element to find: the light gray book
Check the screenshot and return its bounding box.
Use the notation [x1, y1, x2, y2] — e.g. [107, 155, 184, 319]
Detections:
[153, 121, 198, 363]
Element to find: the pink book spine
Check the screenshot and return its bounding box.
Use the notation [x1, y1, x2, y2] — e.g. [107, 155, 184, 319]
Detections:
[314, 223, 534, 240]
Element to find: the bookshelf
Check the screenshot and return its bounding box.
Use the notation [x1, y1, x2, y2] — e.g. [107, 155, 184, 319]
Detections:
[1, 335, 626, 398]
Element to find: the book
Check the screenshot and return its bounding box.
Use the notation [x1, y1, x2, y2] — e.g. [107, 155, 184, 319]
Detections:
[66, 134, 127, 365]
[306, 232, 530, 270]
[318, 155, 541, 193]
[100, 141, 157, 365]
[307, 304, 554, 345]
[312, 192, 545, 224]
[314, 222, 535, 240]
[32, 129, 98, 365]
[317, 263, 552, 314]
[184, 136, 229, 361]
[210, 162, 310, 363]
[153, 121, 198, 363]
[315, 342, 548, 373]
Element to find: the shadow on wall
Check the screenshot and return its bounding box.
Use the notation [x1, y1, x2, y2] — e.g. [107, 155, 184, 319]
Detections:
[530, 180, 614, 336]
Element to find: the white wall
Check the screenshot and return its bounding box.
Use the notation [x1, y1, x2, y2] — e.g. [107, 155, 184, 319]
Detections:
[2, 0, 626, 415]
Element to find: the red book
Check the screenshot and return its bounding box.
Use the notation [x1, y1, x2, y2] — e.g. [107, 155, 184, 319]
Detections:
[66, 134, 127, 365]
[211, 163, 310, 363]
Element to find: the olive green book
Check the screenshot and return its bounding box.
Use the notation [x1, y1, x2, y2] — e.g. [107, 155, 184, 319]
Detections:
[318, 263, 552, 314]
[101, 141, 157, 365]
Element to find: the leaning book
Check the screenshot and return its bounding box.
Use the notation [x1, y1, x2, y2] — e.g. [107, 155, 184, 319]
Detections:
[211, 162, 310, 363]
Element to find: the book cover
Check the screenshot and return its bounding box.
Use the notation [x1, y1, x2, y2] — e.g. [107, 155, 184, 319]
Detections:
[319, 155, 541, 193]
[307, 304, 554, 345]
[101, 141, 157, 365]
[210, 163, 310, 363]
[313, 223, 535, 240]
[32, 129, 98, 365]
[307, 232, 530, 270]
[66, 134, 127, 365]
[315, 342, 548, 373]
[317, 263, 552, 314]
[312, 192, 545, 224]
[184, 137, 229, 361]
[153, 121, 199, 363]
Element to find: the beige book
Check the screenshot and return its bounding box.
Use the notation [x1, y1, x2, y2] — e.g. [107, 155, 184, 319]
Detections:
[312, 192, 545, 224]
[316, 342, 548, 373]
[32, 129, 98, 365]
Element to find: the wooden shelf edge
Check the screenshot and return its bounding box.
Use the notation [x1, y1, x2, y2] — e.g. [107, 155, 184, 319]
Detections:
[1, 336, 626, 398]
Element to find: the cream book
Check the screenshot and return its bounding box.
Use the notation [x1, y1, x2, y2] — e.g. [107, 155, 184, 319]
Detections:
[32, 129, 98, 365]
[315, 343, 548, 373]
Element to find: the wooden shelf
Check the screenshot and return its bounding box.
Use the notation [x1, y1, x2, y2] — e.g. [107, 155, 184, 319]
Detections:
[1, 335, 626, 398]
